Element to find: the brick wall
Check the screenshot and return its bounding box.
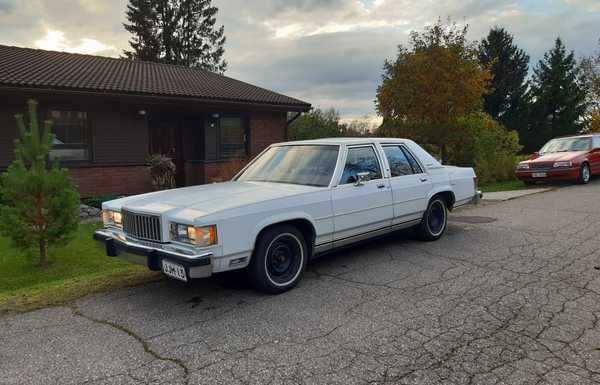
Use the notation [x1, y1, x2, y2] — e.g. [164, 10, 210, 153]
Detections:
[69, 166, 153, 198]
[249, 111, 287, 156]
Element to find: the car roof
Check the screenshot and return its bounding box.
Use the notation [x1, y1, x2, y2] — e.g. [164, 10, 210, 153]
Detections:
[273, 137, 409, 146]
[552, 134, 595, 140]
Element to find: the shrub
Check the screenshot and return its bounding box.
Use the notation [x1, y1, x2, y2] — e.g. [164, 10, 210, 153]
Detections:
[378, 113, 521, 185]
[447, 113, 522, 185]
[83, 195, 120, 209]
[146, 154, 176, 190]
[0, 100, 80, 266]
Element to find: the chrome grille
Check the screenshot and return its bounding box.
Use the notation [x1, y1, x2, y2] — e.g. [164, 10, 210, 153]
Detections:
[531, 162, 552, 170]
[122, 210, 162, 242]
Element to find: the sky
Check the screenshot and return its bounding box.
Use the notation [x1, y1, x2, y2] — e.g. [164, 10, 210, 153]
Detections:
[0, 0, 599, 124]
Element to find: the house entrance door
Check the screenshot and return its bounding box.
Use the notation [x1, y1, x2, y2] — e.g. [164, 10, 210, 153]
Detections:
[149, 119, 185, 187]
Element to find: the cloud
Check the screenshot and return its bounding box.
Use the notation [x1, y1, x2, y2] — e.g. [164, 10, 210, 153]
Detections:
[0, 0, 14, 13]
[564, 0, 600, 12]
[0, 0, 599, 120]
[34, 29, 116, 55]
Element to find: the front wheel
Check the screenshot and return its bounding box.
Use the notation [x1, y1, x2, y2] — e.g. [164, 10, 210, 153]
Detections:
[248, 225, 308, 294]
[417, 197, 448, 241]
[579, 163, 591, 184]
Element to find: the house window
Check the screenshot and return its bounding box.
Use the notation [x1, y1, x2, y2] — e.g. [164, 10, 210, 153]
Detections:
[219, 116, 246, 158]
[48, 110, 90, 161]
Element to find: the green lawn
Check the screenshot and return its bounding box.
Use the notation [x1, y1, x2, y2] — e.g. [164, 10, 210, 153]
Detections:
[0, 223, 159, 313]
[480, 180, 537, 193]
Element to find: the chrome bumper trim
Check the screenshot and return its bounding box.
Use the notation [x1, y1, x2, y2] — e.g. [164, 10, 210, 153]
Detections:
[94, 230, 213, 279]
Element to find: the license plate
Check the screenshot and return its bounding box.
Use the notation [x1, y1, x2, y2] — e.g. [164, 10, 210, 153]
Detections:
[161, 260, 188, 282]
[532, 172, 547, 178]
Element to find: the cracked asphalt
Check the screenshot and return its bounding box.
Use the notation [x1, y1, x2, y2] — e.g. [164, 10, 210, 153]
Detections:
[2, 181, 600, 385]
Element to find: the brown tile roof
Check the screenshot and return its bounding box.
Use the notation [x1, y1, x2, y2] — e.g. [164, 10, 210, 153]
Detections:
[0, 45, 311, 110]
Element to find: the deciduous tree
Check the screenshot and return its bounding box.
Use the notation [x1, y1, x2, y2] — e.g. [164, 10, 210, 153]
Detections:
[376, 18, 491, 161]
[288, 109, 345, 140]
[581, 38, 600, 132]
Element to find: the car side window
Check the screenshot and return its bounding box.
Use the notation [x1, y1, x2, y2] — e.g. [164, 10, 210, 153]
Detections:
[401, 147, 423, 174]
[340, 146, 383, 184]
[383, 146, 414, 177]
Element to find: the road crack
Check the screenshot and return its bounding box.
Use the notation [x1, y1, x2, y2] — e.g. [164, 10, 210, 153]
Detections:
[67, 304, 190, 384]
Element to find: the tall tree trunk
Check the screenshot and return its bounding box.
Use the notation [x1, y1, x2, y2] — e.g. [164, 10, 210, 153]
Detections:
[38, 238, 47, 267]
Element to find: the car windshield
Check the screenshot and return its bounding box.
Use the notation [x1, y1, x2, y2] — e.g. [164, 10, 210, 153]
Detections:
[539, 137, 592, 154]
[236, 145, 339, 187]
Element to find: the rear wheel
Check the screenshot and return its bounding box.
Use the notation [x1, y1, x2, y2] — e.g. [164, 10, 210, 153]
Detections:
[417, 197, 448, 241]
[579, 163, 591, 184]
[248, 225, 307, 294]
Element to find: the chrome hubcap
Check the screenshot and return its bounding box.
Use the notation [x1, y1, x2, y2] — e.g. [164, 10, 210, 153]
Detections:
[583, 166, 590, 182]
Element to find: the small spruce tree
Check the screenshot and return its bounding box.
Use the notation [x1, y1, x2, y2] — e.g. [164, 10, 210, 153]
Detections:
[0, 100, 80, 266]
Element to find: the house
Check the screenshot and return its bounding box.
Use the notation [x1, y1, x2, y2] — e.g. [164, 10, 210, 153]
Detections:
[0, 45, 311, 197]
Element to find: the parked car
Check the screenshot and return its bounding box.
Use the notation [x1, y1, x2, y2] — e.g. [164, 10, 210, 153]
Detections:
[516, 134, 600, 184]
[94, 138, 481, 293]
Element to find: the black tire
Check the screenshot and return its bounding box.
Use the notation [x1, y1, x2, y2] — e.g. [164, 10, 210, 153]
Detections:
[417, 196, 448, 241]
[248, 225, 308, 294]
[579, 163, 591, 185]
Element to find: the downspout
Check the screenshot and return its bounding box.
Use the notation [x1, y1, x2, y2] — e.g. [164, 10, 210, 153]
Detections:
[285, 112, 302, 141]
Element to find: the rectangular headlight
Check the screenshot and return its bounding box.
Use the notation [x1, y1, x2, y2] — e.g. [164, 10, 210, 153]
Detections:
[517, 163, 530, 170]
[102, 210, 122, 228]
[170, 223, 217, 247]
[553, 161, 572, 168]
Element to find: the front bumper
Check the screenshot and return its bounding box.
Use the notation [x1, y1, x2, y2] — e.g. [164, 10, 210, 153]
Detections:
[472, 190, 483, 204]
[515, 168, 579, 182]
[94, 229, 213, 279]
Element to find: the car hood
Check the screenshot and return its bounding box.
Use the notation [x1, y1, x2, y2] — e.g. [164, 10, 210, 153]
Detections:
[528, 151, 587, 163]
[104, 181, 322, 219]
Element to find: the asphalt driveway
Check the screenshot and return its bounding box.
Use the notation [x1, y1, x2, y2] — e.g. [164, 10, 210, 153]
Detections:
[2, 181, 600, 385]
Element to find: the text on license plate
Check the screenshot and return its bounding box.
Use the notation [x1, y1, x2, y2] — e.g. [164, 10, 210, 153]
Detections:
[532, 172, 547, 178]
[161, 260, 187, 282]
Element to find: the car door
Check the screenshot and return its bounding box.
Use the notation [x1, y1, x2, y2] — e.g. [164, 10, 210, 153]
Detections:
[381, 144, 432, 226]
[331, 145, 393, 243]
[591, 135, 600, 175]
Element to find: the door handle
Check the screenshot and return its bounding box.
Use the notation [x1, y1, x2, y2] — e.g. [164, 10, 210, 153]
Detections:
[420, 178, 428, 182]
[377, 183, 386, 189]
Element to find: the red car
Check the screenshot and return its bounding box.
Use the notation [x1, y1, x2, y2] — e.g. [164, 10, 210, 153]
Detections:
[516, 134, 600, 184]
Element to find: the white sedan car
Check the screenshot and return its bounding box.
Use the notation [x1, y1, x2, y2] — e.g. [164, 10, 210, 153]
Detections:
[95, 138, 481, 293]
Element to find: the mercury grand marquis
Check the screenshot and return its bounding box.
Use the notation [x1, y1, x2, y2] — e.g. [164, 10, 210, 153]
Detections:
[94, 138, 482, 293]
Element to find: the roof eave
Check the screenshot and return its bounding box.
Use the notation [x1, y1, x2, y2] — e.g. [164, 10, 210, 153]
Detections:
[0, 85, 312, 112]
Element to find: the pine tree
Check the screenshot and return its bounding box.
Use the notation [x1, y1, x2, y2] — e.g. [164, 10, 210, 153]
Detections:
[123, 0, 227, 73]
[478, 27, 530, 134]
[0, 100, 80, 266]
[527, 38, 588, 151]
[123, 0, 161, 61]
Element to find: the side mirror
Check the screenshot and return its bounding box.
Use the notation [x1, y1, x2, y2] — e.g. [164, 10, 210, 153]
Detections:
[529, 151, 540, 160]
[355, 172, 370, 186]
